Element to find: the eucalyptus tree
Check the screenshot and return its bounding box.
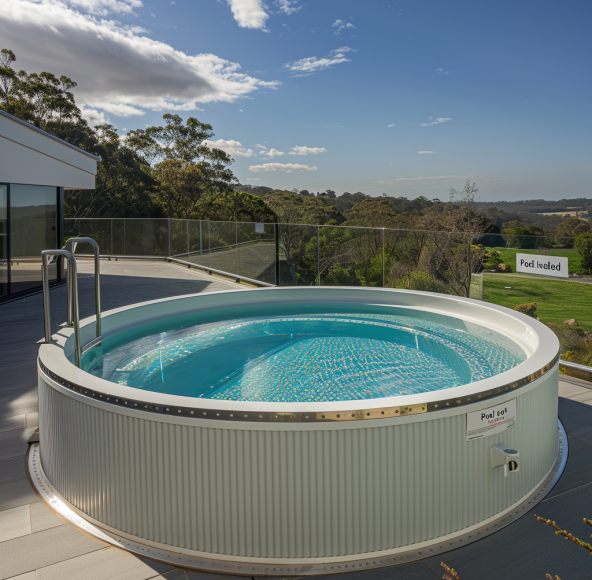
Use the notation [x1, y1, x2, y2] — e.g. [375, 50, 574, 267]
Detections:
[126, 114, 238, 219]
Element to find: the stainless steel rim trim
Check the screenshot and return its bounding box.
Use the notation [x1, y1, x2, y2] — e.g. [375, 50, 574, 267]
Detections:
[38, 353, 559, 423]
[26, 420, 567, 576]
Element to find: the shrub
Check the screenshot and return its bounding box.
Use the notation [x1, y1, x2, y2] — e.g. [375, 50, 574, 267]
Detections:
[393, 270, 448, 294]
[513, 302, 538, 318]
[574, 232, 592, 275]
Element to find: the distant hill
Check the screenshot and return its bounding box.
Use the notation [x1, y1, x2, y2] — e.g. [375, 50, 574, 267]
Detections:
[473, 198, 592, 215]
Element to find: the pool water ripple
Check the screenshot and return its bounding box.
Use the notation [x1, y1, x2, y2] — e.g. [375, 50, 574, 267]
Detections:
[83, 310, 527, 402]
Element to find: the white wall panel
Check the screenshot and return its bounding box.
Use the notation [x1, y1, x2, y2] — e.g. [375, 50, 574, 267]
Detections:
[39, 369, 559, 560]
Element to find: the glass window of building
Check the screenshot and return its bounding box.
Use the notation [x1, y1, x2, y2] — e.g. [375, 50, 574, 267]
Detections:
[0, 185, 7, 296]
[9, 184, 58, 294]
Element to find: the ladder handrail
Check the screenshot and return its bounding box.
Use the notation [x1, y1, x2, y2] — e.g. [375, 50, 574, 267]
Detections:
[41, 249, 81, 367]
[66, 237, 101, 337]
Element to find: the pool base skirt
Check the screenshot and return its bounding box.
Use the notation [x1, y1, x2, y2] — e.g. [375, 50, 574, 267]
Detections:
[27, 420, 566, 577]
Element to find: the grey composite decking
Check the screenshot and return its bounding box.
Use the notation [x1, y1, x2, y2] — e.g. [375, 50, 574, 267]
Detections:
[1, 260, 592, 579]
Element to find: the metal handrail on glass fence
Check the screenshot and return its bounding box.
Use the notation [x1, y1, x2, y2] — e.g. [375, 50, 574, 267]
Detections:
[64, 217, 580, 293]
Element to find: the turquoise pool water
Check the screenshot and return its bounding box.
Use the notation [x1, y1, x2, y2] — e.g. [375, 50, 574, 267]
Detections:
[82, 307, 526, 402]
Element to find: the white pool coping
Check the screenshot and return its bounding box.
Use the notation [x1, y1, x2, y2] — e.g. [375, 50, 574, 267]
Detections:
[39, 286, 560, 418]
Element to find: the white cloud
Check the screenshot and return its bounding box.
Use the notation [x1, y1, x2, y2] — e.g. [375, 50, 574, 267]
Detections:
[249, 163, 317, 172]
[276, 0, 301, 15]
[420, 117, 452, 126]
[332, 19, 355, 35]
[387, 123, 395, 128]
[437, 68, 454, 76]
[418, 151, 437, 154]
[255, 143, 267, 149]
[80, 106, 109, 126]
[227, 0, 268, 29]
[66, 0, 143, 16]
[246, 177, 259, 181]
[288, 145, 326, 155]
[262, 148, 285, 158]
[374, 175, 470, 185]
[204, 139, 254, 157]
[284, 47, 353, 73]
[101, 103, 146, 117]
[1, 0, 279, 117]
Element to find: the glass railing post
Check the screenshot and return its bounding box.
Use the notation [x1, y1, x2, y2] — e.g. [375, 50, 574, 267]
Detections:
[382, 228, 385, 288]
[317, 225, 320, 285]
[274, 224, 280, 286]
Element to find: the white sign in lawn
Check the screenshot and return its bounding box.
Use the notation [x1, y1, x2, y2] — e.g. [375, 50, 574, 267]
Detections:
[466, 399, 517, 441]
[516, 253, 568, 278]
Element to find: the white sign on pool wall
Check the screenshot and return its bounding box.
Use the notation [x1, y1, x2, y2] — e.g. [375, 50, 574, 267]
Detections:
[466, 399, 517, 441]
[516, 253, 568, 278]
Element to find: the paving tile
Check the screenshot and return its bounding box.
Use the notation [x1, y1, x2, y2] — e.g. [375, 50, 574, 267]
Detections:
[0, 523, 105, 580]
[0, 479, 40, 512]
[0, 416, 25, 434]
[160, 570, 188, 580]
[423, 482, 592, 580]
[546, 443, 592, 499]
[0, 394, 38, 419]
[571, 427, 592, 447]
[558, 382, 592, 401]
[30, 502, 66, 533]
[0, 505, 30, 543]
[567, 424, 592, 439]
[36, 546, 172, 580]
[559, 375, 592, 390]
[0, 428, 36, 462]
[558, 397, 592, 433]
[565, 436, 591, 454]
[566, 391, 592, 406]
[5, 572, 36, 580]
[24, 413, 38, 428]
[0, 457, 26, 486]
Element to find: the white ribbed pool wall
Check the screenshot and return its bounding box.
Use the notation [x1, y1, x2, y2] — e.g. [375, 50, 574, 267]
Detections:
[39, 367, 558, 561]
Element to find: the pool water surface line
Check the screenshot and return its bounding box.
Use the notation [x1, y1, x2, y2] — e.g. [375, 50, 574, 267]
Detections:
[27, 420, 567, 577]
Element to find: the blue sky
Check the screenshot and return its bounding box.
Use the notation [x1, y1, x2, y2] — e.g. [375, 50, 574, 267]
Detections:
[1, 0, 591, 200]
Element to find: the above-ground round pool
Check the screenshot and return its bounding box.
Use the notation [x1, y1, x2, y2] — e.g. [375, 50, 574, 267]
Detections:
[37, 287, 560, 568]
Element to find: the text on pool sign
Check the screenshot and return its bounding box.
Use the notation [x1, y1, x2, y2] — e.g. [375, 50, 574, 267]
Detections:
[515, 253, 568, 278]
[466, 399, 517, 441]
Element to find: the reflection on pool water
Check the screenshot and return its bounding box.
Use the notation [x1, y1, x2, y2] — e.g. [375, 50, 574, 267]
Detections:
[83, 309, 526, 402]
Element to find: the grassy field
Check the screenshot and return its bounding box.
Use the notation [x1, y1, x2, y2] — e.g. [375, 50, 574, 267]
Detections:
[486, 247, 587, 274]
[483, 273, 592, 330]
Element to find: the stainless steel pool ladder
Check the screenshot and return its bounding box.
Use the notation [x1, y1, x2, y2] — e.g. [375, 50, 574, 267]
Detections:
[40, 238, 102, 368]
[65, 238, 101, 337]
[40, 249, 81, 367]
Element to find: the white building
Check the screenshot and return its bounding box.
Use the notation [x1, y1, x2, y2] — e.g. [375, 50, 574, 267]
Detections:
[0, 110, 98, 300]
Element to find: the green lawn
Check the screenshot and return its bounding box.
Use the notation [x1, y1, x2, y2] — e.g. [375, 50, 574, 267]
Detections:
[486, 246, 586, 275]
[483, 273, 592, 330]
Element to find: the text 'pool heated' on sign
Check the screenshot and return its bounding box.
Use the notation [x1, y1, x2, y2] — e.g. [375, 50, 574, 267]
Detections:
[516, 253, 568, 278]
[466, 399, 517, 441]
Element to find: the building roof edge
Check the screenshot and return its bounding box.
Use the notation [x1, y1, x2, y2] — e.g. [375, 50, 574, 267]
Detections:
[0, 109, 102, 162]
